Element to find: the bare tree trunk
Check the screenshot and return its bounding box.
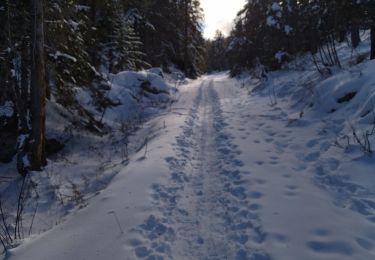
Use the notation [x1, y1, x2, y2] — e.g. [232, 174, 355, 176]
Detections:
[183, 0, 189, 74]
[30, 0, 46, 170]
[371, 26, 375, 60]
[338, 31, 346, 43]
[20, 38, 29, 132]
[351, 26, 361, 48]
[16, 38, 31, 175]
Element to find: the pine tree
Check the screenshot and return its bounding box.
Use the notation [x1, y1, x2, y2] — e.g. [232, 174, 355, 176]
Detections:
[130, 0, 205, 78]
[107, 6, 149, 72]
[46, 0, 96, 105]
[206, 31, 229, 72]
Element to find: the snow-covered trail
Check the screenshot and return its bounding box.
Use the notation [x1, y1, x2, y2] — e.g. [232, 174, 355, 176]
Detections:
[10, 74, 375, 260]
[143, 79, 269, 259]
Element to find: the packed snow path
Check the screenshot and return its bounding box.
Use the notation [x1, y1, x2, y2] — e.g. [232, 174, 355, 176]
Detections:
[11, 74, 375, 260]
[143, 81, 269, 259]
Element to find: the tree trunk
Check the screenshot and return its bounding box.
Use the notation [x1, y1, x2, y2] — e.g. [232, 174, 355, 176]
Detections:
[20, 38, 29, 132]
[89, 0, 98, 66]
[371, 26, 375, 60]
[16, 38, 31, 176]
[30, 0, 47, 170]
[351, 26, 361, 48]
[183, 0, 189, 74]
[338, 31, 346, 43]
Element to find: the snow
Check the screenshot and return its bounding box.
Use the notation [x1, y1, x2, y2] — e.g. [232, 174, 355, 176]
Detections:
[9, 66, 375, 260]
[5, 32, 375, 260]
[49, 51, 77, 63]
[68, 19, 80, 31]
[284, 25, 293, 34]
[75, 5, 90, 12]
[275, 50, 287, 63]
[73, 69, 174, 127]
[110, 70, 170, 94]
[266, 16, 278, 27]
[106, 70, 173, 124]
[148, 67, 164, 78]
[309, 61, 375, 126]
[8, 78, 201, 260]
[271, 2, 281, 12]
[0, 101, 14, 117]
[0, 69, 177, 257]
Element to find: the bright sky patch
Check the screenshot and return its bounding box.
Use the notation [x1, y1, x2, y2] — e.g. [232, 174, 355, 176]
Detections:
[201, 0, 246, 39]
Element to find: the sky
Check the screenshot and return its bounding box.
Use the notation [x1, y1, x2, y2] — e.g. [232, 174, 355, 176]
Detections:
[201, 0, 246, 39]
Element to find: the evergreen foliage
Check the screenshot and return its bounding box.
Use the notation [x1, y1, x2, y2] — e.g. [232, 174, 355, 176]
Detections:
[0, 0, 206, 173]
[225, 0, 375, 76]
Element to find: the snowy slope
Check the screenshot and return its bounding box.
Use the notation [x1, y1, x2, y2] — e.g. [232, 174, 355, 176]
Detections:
[0, 69, 177, 253]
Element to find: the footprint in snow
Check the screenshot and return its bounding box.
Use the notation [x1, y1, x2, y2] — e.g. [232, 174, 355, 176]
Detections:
[292, 164, 307, 171]
[320, 141, 331, 152]
[306, 139, 319, 148]
[249, 203, 262, 211]
[306, 240, 353, 255]
[165, 157, 184, 169]
[256, 161, 264, 166]
[229, 186, 248, 200]
[304, 152, 320, 162]
[265, 138, 274, 143]
[131, 215, 175, 259]
[284, 191, 297, 197]
[286, 185, 298, 191]
[323, 157, 340, 171]
[171, 171, 190, 183]
[255, 179, 267, 185]
[312, 228, 331, 237]
[269, 161, 279, 165]
[271, 233, 289, 243]
[235, 250, 271, 260]
[258, 122, 265, 127]
[249, 191, 263, 199]
[356, 237, 375, 251]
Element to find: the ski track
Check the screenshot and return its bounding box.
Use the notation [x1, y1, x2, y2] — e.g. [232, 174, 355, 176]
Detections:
[131, 80, 269, 260]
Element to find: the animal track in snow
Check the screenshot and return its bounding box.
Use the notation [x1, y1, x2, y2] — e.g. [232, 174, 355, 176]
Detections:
[306, 240, 353, 255]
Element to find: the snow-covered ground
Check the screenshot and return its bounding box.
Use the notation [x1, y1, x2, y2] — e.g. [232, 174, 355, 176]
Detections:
[4, 32, 375, 260]
[8, 63, 375, 259]
[0, 69, 178, 252]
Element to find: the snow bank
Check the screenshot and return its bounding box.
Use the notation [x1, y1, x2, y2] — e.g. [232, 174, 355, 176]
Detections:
[106, 69, 173, 124]
[238, 30, 375, 157]
[0, 68, 177, 252]
[110, 70, 170, 94]
[72, 68, 175, 127]
[312, 60, 375, 126]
